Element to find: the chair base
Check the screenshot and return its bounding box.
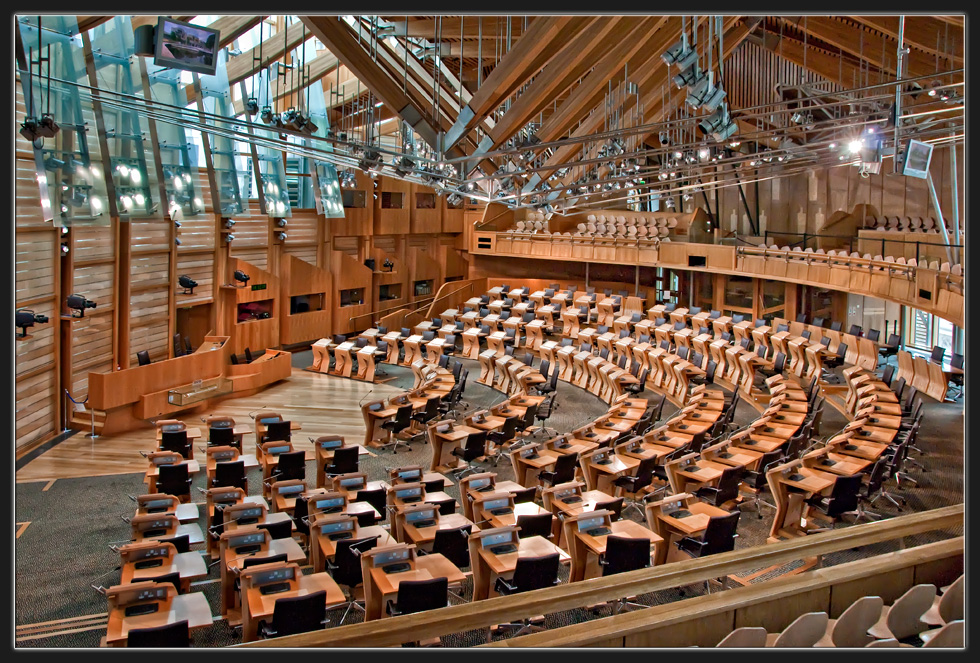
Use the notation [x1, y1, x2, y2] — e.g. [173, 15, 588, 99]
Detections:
[337, 599, 366, 625]
[490, 616, 546, 639]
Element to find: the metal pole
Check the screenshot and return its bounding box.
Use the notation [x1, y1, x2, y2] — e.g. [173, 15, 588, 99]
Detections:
[635, 265, 640, 297]
[925, 173, 955, 264]
[893, 16, 905, 174]
[949, 135, 960, 264]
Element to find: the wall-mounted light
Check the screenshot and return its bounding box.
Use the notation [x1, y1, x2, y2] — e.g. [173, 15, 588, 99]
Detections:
[233, 270, 250, 285]
[178, 275, 197, 294]
[274, 231, 287, 241]
[274, 218, 287, 228]
[60, 242, 70, 255]
[223, 218, 236, 229]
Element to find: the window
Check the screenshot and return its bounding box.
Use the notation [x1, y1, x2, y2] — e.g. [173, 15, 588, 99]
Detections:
[381, 192, 403, 209]
[904, 308, 956, 357]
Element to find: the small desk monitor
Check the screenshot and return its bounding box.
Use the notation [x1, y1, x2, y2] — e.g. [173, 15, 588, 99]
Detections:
[373, 548, 411, 565]
[337, 476, 364, 489]
[396, 468, 422, 481]
[480, 531, 513, 548]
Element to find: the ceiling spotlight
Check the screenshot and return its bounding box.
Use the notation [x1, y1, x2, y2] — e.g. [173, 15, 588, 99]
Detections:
[19, 116, 40, 142]
[260, 106, 275, 124]
[661, 35, 692, 66]
[682, 193, 692, 201]
[698, 147, 711, 161]
[673, 63, 700, 89]
[36, 113, 60, 138]
[44, 156, 66, 171]
[791, 111, 804, 124]
[848, 139, 864, 154]
[828, 142, 837, 149]
[245, 98, 259, 116]
[60, 242, 69, 255]
[664, 197, 675, 209]
[658, 131, 669, 146]
[701, 85, 727, 112]
[275, 218, 287, 228]
[673, 150, 683, 160]
[223, 218, 236, 229]
[274, 230, 287, 241]
[686, 70, 711, 108]
[393, 156, 415, 177]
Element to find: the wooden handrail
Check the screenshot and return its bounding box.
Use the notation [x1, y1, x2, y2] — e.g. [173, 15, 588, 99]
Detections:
[484, 536, 964, 648]
[235, 503, 962, 648]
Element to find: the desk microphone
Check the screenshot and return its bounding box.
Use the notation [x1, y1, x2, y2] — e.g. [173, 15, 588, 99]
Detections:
[358, 388, 378, 406]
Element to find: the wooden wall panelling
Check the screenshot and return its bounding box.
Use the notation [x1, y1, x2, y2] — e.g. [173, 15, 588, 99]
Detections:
[442, 197, 465, 234]
[175, 303, 214, 353]
[129, 288, 171, 363]
[175, 251, 215, 305]
[409, 243, 442, 305]
[443, 245, 469, 280]
[224, 257, 280, 356]
[14, 371, 58, 449]
[409, 182, 442, 234]
[374, 176, 411, 236]
[280, 254, 332, 346]
[624, 609, 736, 648]
[16, 299, 58, 377]
[331, 249, 374, 335]
[16, 229, 56, 304]
[69, 314, 114, 398]
[331, 170, 375, 237]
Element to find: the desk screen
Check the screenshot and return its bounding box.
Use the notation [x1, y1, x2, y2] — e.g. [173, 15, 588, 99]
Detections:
[265, 445, 290, 456]
[468, 477, 491, 490]
[235, 507, 263, 521]
[319, 438, 343, 449]
[259, 416, 281, 424]
[137, 546, 169, 560]
[521, 446, 539, 458]
[212, 450, 235, 461]
[314, 497, 344, 511]
[481, 532, 512, 548]
[405, 508, 436, 522]
[577, 515, 605, 531]
[142, 498, 173, 510]
[397, 469, 421, 481]
[338, 477, 364, 488]
[230, 531, 266, 548]
[395, 487, 421, 499]
[555, 489, 577, 501]
[374, 548, 411, 565]
[592, 452, 608, 463]
[140, 519, 171, 530]
[210, 420, 233, 429]
[482, 498, 509, 511]
[153, 455, 179, 466]
[318, 519, 353, 534]
[251, 566, 294, 584]
[136, 586, 168, 601]
[277, 484, 304, 495]
[161, 423, 184, 433]
[435, 423, 452, 433]
[368, 402, 382, 412]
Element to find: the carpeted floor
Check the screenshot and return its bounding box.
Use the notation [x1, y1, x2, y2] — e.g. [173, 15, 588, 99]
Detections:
[14, 348, 964, 648]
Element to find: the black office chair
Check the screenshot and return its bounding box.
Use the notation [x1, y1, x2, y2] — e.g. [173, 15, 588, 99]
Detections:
[492, 553, 561, 635]
[380, 404, 414, 453]
[515, 512, 554, 540]
[257, 590, 328, 640]
[257, 519, 293, 540]
[878, 333, 901, 363]
[510, 485, 538, 505]
[230, 354, 240, 365]
[929, 345, 946, 365]
[847, 324, 862, 337]
[159, 534, 191, 554]
[737, 449, 785, 518]
[948, 353, 964, 400]
[594, 496, 625, 522]
[386, 577, 450, 627]
[211, 459, 246, 490]
[515, 403, 538, 440]
[812, 317, 826, 328]
[694, 466, 744, 507]
[208, 425, 237, 449]
[879, 362, 895, 387]
[450, 430, 489, 479]
[675, 510, 741, 594]
[756, 352, 787, 383]
[537, 451, 578, 488]
[533, 369, 559, 397]
[410, 397, 442, 443]
[852, 457, 890, 522]
[142, 571, 182, 594]
[126, 619, 190, 647]
[271, 450, 306, 483]
[533, 395, 558, 438]
[829, 320, 842, 332]
[805, 473, 864, 525]
[136, 350, 152, 366]
[689, 360, 717, 387]
[487, 416, 520, 458]
[865, 328, 881, 343]
[326, 535, 380, 624]
[244, 347, 254, 363]
[821, 340, 847, 381]
[173, 334, 184, 358]
[324, 445, 359, 477]
[599, 535, 652, 613]
[613, 456, 659, 517]
[157, 463, 192, 503]
[428, 525, 473, 574]
[438, 382, 465, 419]
[353, 487, 387, 524]
[160, 430, 191, 458]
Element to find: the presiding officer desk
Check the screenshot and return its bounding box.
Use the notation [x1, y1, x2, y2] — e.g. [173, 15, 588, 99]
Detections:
[86, 336, 291, 435]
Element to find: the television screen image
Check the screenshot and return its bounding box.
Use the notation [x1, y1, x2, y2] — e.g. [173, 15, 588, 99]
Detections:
[154, 17, 220, 76]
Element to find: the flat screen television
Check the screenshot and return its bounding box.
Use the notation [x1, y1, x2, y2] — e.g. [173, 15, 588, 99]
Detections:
[154, 17, 221, 76]
[901, 139, 934, 180]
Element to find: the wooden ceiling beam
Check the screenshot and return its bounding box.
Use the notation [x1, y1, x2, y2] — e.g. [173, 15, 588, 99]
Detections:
[442, 16, 587, 152]
[300, 15, 444, 150]
[382, 16, 532, 40]
[210, 15, 265, 50]
[783, 16, 940, 79]
[482, 17, 631, 152]
[848, 15, 962, 65]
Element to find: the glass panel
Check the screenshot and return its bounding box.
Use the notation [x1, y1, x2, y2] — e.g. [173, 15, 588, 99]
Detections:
[761, 279, 785, 310]
[906, 309, 933, 351]
[724, 275, 753, 310]
[196, 49, 248, 216]
[146, 64, 203, 218]
[89, 17, 159, 219]
[18, 16, 111, 226]
[935, 318, 954, 359]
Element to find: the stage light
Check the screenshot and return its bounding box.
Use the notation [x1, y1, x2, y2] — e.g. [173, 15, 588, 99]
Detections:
[233, 270, 250, 285]
[275, 218, 287, 228]
[848, 139, 864, 154]
[673, 63, 700, 89]
[658, 131, 669, 145]
[274, 230, 287, 241]
[44, 156, 66, 171]
[223, 218, 236, 229]
[36, 114, 60, 138]
[245, 98, 259, 116]
[19, 116, 40, 142]
[661, 35, 691, 66]
[66, 293, 97, 317]
[16, 309, 48, 338]
[61, 242, 70, 255]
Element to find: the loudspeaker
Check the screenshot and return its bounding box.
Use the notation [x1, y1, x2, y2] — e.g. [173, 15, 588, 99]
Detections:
[134, 25, 156, 57]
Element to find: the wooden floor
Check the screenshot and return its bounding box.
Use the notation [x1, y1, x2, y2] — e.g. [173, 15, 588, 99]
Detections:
[15, 369, 405, 483]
